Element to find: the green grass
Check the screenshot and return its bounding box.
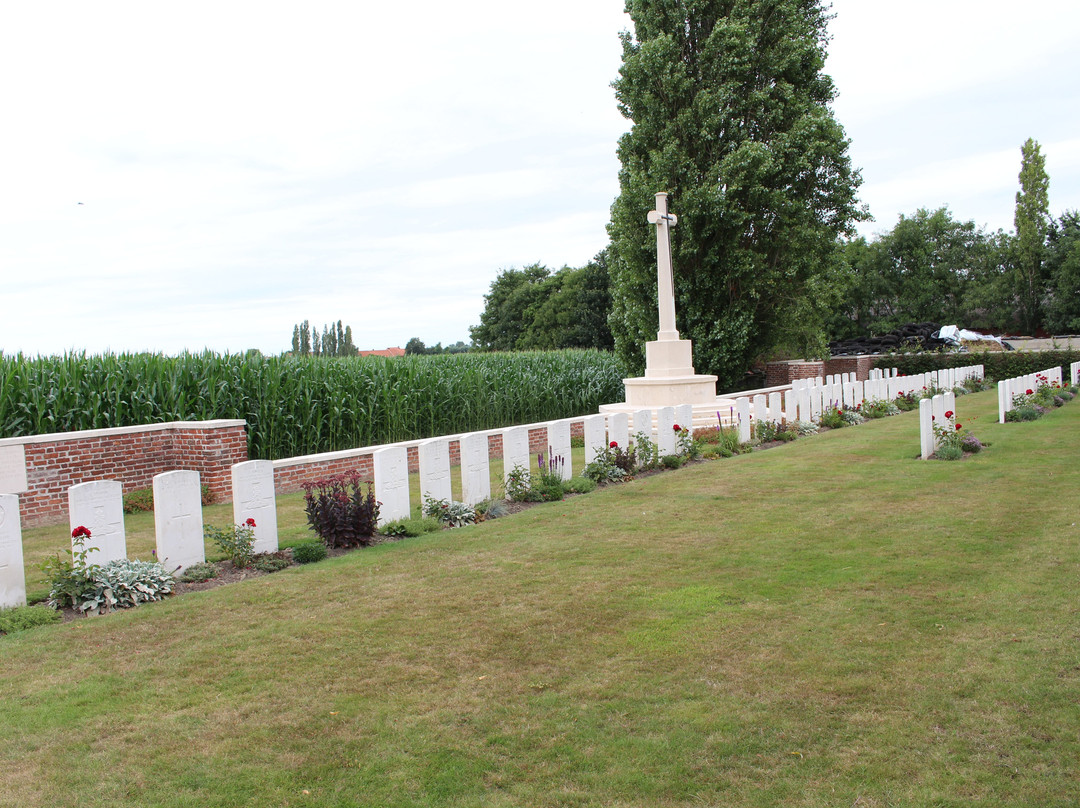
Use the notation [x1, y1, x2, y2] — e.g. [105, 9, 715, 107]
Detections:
[3, 389, 1079, 806]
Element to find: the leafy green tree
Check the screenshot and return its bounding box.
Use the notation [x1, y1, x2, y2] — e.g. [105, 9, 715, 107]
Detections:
[1014, 138, 1050, 332]
[469, 264, 551, 351]
[1044, 211, 1080, 333]
[607, 0, 864, 387]
[518, 253, 614, 351]
[299, 320, 311, 355]
[831, 209, 1009, 337]
[291, 325, 301, 355]
[404, 337, 427, 355]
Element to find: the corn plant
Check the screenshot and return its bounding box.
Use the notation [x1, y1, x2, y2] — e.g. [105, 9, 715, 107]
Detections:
[0, 349, 625, 460]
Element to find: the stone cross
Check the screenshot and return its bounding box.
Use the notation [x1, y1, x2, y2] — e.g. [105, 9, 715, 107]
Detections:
[646, 192, 679, 341]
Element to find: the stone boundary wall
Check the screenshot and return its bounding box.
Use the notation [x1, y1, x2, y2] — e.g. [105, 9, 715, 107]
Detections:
[765, 356, 876, 387]
[272, 420, 585, 494]
[0, 421, 248, 527]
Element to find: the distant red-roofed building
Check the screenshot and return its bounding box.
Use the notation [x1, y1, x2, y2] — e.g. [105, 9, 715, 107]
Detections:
[357, 347, 406, 358]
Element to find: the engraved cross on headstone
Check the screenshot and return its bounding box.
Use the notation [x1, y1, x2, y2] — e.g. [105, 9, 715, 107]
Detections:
[646, 192, 679, 341]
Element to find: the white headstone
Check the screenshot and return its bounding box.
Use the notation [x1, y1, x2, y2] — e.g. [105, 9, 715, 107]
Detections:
[736, 397, 752, 443]
[0, 494, 26, 608]
[784, 390, 797, 424]
[0, 445, 27, 495]
[797, 387, 811, 423]
[657, 406, 677, 455]
[607, 412, 630, 452]
[583, 414, 607, 466]
[460, 433, 492, 505]
[919, 398, 934, 460]
[675, 404, 694, 432]
[153, 470, 204, 574]
[767, 392, 782, 423]
[752, 395, 767, 428]
[419, 438, 453, 505]
[231, 460, 278, 554]
[932, 394, 945, 430]
[68, 480, 126, 566]
[631, 409, 653, 445]
[546, 421, 572, 481]
[374, 446, 410, 524]
[500, 428, 531, 492]
[943, 392, 956, 426]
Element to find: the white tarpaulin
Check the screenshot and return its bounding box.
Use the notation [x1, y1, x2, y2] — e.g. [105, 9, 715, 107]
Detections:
[935, 325, 1007, 348]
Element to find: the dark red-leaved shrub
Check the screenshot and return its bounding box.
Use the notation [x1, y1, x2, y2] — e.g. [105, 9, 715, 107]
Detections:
[302, 472, 380, 548]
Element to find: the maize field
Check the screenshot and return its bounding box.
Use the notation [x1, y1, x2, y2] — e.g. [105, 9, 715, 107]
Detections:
[0, 350, 625, 460]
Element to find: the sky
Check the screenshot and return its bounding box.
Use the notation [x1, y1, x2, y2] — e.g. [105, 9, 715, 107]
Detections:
[2, 1, 1078, 357]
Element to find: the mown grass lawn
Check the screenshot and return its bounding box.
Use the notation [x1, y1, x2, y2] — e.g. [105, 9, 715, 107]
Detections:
[2, 388, 1078, 807]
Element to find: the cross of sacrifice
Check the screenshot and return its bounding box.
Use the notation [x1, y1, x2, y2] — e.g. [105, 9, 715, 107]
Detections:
[646, 192, 679, 341]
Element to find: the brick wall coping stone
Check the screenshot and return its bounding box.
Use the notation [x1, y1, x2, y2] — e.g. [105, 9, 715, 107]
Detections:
[0, 419, 247, 448]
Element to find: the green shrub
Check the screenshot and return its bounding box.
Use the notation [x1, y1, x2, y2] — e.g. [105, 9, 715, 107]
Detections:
[123, 488, 154, 514]
[475, 500, 509, 520]
[893, 393, 918, 412]
[55, 558, 175, 615]
[1005, 405, 1041, 422]
[934, 445, 964, 461]
[200, 484, 216, 506]
[381, 517, 441, 538]
[178, 562, 219, 583]
[633, 432, 661, 470]
[251, 553, 291, 573]
[820, 408, 846, 429]
[292, 543, 328, 564]
[565, 476, 597, 494]
[860, 399, 901, 419]
[41, 527, 100, 610]
[505, 465, 542, 502]
[660, 454, 684, 470]
[0, 604, 61, 635]
[424, 498, 476, 527]
[205, 518, 257, 568]
[583, 443, 635, 485]
[303, 473, 380, 548]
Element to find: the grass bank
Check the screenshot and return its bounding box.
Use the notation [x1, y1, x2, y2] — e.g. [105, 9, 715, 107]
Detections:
[2, 389, 1078, 807]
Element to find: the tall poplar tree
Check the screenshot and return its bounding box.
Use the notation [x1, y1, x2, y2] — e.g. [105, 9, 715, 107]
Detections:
[607, 0, 864, 388]
[1013, 137, 1050, 333]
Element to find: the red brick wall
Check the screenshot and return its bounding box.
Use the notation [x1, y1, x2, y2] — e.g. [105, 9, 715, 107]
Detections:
[10, 421, 248, 527]
[271, 421, 583, 495]
[765, 361, 826, 387]
[766, 357, 881, 386]
[824, 356, 875, 381]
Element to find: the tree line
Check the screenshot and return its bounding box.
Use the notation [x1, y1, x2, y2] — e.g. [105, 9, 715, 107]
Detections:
[290, 320, 358, 357]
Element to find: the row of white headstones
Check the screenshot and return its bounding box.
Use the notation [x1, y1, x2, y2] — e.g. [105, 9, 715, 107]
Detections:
[0, 461, 280, 610]
[0, 407, 700, 610]
[996, 365, 1070, 423]
[730, 365, 986, 448]
[0, 364, 993, 610]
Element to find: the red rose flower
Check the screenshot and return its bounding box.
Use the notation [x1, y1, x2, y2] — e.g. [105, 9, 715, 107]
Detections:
[1026, 389, 1033, 395]
[71, 525, 92, 539]
[955, 424, 962, 430]
[672, 423, 681, 431]
[609, 440, 618, 448]
[944, 410, 953, 419]
[245, 517, 256, 527]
